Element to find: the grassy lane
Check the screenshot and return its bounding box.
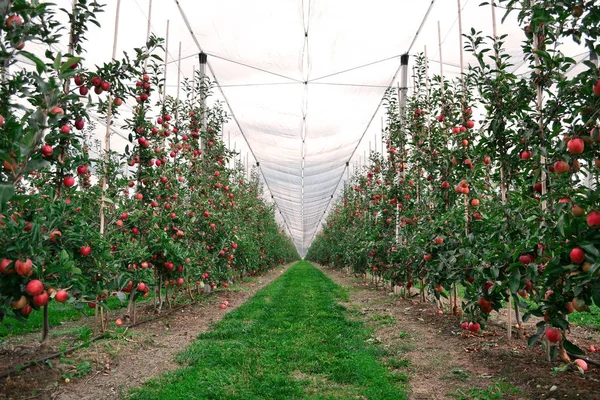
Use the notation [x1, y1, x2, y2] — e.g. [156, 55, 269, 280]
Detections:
[127, 261, 408, 400]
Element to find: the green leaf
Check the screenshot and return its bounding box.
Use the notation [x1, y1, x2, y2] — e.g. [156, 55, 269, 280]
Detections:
[563, 339, 584, 355]
[528, 325, 544, 347]
[550, 317, 569, 331]
[591, 282, 600, 307]
[71, 267, 82, 275]
[60, 57, 83, 74]
[19, 51, 47, 73]
[0, 184, 16, 212]
[508, 269, 521, 293]
[581, 243, 600, 258]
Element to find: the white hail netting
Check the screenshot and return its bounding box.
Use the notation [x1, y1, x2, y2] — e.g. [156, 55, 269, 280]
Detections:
[27, 0, 588, 255]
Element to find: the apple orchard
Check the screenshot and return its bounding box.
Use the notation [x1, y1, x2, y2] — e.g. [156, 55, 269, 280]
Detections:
[307, 0, 600, 369]
[0, 0, 599, 378]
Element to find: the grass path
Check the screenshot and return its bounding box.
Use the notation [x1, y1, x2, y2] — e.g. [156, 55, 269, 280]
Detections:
[127, 261, 408, 400]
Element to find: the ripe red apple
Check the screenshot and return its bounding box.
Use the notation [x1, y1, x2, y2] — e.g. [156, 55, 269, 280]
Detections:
[545, 327, 561, 343]
[60, 124, 71, 134]
[55, 289, 69, 303]
[520, 150, 531, 160]
[33, 291, 49, 307]
[574, 359, 588, 372]
[0, 115, 5, 128]
[441, 181, 449, 189]
[50, 106, 64, 115]
[468, 322, 480, 333]
[79, 86, 89, 96]
[63, 176, 75, 187]
[204, 211, 210, 218]
[586, 211, 600, 227]
[0, 258, 13, 274]
[77, 165, 88, 175]
[115, 318, 123, 327]
[137, 282, 146, 292]
[101, 81, 110, 91]
[423, 254, 432, 262]
[483, 281, 494, 292]
[74, 119, 85, 130]
[49, 229, 62, 242]
[79, 246, 91, 256]
[20, 305, 33, 316]
[554, 161, 570, 174]
[593, 79, 600, 96]
[567, 138, 584, 154]
[177, 278, 184, 286]
[471, 199, 479, 206]
[5, 14, 23, 28]
[461, 321, 469, 330]
[483, 156, 490, 165]
[466, 120, 475, 129]
[570, 247, 585, 264]
[219, 303, 227, 309]
[41, 144, 53, 157]
[434, 237, 444, 245]
[15, 258, 33, 276]
[113, 97, 123, 106]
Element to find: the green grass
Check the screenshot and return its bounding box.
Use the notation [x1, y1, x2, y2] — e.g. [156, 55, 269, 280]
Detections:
[127, 261, 408, 400]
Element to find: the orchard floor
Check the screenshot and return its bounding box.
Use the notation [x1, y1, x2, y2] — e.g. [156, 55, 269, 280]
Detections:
[319, 265, 600, 400]
[1, 262, 599, 399]
[0, 265, 293, 400]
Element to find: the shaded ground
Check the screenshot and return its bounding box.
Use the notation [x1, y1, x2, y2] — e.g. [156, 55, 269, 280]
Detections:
[317, 265, 600, 400]
[0, 265, 291, 400]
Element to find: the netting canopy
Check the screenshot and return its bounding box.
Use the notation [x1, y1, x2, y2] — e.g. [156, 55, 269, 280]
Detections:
[43, 0, 587, 255]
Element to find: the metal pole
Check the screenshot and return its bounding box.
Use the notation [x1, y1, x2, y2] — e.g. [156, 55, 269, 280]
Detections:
[399, 54, 410, 111]
[199, 51, 208, 150]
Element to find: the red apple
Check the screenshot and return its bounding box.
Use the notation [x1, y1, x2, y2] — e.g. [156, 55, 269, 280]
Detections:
[219, 303, 227, 309]
[520, 150, 531, 160]
[60, 125, 71, 134]
[26, 279, 44, 296]
[570, 247, 585, 264]
[593, 79, 600, 96]
[0, 258, 13, 274]
[55, 289, 69, 303]
[77, 165, 88, 175]
[63, 176, 75, 187]
[33, 291, 49, 307]
[41, 144, 54, 157]
[554, 161, 570, 174]
[74, 119, 85, 131]
[79, 246, 91, 256]
[567, 138, 584, 154]
[468, 322, 480, 333]
[115, 318, 123, 327]
[20, 305, 33, 316]
[15, 258, 33, 276]
[574, 359, 588, 372]
[587, 211, 600, 227]
[461, 321, 469, 330]
[545, 327, 561, 343]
